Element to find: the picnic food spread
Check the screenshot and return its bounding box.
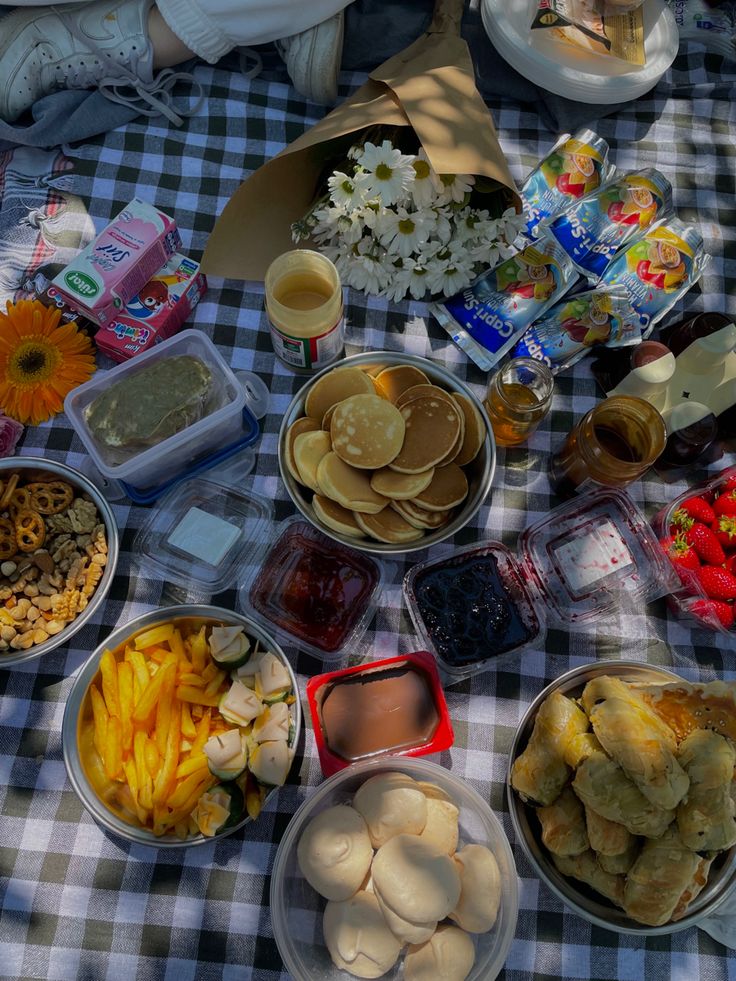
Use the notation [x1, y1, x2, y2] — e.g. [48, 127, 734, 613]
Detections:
[3, 6, 736, 979]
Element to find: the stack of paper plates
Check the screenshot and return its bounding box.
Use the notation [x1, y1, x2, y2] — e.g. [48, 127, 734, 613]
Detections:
[480, 0, 678, 104]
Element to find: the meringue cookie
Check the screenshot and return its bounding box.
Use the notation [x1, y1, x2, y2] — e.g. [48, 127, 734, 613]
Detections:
[418, 797, 460, 856]
[371, 833, 461, 925]
[353, 772, 427, 848]
[450, 843, 502, 933]
[404, 924, 476, 981]
[323, 891, 402, 979]
[297, 805, 373, 901]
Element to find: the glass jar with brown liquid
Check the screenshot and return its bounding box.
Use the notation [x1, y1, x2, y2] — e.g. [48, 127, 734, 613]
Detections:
[264, 250, 344, 372]
[550, 395, 666, 498]
[483, 357, 554, 447]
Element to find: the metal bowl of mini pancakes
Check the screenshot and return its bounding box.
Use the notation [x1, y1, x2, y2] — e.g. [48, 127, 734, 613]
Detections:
[278, 352, 496, 555]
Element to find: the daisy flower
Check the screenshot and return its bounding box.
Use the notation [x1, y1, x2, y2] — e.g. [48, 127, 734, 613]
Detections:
[435, 172, 475, 206]
[357, 140, 416, 207]
[0, 299, 95, 425]
[425, 245, 476, 296]
[375, 206, 432, 258]
[327, 170, 371, 209]
[410, 149, 441, 209]
[344, 241, 388, 295]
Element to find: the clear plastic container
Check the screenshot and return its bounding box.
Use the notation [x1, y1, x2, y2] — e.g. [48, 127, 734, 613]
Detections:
[651, 464, 736, 634]
[64, 330, 247, 491]
[306, 652, 454, 776]
[270, 756, 519, 981]
[132, 477, 274, 597]
[239, 517, 384, 660]
[404, 486, 679, 681]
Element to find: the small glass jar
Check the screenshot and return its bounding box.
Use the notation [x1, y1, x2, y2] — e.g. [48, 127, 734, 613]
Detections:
[549, 395, 666, 498]
[483, 357, 554, 447]
[264, 250, 344, 373]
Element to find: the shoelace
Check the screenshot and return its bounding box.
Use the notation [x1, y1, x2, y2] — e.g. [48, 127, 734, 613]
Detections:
[52, 5, 203, 126]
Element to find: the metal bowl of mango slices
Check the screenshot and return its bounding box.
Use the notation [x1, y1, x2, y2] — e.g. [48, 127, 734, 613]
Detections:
[507, 660, 736, 935]
[278, 351, 496, 556]
[62, 605, 301, 847]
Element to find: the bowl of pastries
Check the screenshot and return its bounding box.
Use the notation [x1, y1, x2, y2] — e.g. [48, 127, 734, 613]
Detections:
[278, 352, 495, 554]
[508, 661, 736, 935]
[0, 457, 119, 667]
[62, 605, 301, 847]
[270, 756, 519, 981]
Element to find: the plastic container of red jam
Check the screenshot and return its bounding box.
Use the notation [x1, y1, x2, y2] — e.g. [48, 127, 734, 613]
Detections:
[306, 652, 454, 776]
[239, 518, 384, 660]
[404, 486, 679, 681]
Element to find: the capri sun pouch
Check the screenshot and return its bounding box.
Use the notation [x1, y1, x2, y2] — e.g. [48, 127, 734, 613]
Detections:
[433, 234, 578, 371]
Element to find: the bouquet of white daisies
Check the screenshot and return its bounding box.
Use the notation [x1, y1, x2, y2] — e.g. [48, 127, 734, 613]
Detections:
[292, 138, 524, 302]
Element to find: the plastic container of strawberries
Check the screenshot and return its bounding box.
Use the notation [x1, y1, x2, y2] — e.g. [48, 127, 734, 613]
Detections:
[651, 464, 736, 633]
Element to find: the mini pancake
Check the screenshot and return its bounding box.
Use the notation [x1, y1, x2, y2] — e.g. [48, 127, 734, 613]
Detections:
[321, 403, 338, 431]
[354, 508, 425, 544]
[374, 365, 430, 403]
[390, 500, 453, 531]
[293, 430, 332, 493]
[388, 397, 462, 474]
[395, 384, 458, 411]
[330, 394, 405, 470]
[304, 367, 374, 421]
[284, 416, 321, 483]
[316, 452, 389, 514]
[370, 467, 434, 500]
[313, 494, 364, 538]
[412, 463, 468, 512]
[434, 399, 465, 466]
[362, 364, 388, 378]
[451, 391, 485, 466]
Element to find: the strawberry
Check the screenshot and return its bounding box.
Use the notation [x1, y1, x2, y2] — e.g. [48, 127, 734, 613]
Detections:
[684, 522, 726, 566]
[713, 489, 736, 519]
[698, 565, 736, 601]
[660, 534, 701, 574]
[691, 598, 735, 629]
[718, 472, 736, 495]
[675, 496, 716, 525]
[712, 515, 736, 550]
[727, 553, 736, 577]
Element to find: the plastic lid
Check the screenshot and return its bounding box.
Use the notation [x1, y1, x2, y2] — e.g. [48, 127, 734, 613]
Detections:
[519, 486, 679, 624]
[480, 0, 678, 104]
[132, 476, 273, 594]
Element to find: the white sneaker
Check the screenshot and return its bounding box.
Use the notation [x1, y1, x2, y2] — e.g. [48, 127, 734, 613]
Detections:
[0, 0, 154, 122]
[275, 9, 344, 105]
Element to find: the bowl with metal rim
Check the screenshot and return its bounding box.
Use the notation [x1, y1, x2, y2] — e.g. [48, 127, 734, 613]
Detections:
[507, 660, 736, 935]
[62, 605, 302, 848]
[0, 456, 119, 669]
[278, 351, 496, 556]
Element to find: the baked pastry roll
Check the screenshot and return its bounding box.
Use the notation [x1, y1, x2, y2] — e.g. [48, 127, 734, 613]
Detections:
[537, 787, 589, 857]
[511, 691, 589, 805]
[597, 838, 640, 876]
[623, 826, 704, 926]
[585, 680, 689, 811]
[584, 805, 635, 857]
[572, 752, 675, 838]
[552, 850, 625, 907]
[563, 732, 603, 769]
[676, 729, 736, 852]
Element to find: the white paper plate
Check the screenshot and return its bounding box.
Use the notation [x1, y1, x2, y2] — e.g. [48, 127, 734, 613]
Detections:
[481, 0, 678, 104]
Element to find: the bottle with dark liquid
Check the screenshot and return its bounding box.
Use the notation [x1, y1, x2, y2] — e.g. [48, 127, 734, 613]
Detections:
[550, 395, 666, 498]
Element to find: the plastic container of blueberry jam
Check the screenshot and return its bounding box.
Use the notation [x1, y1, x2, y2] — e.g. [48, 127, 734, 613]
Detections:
[404, 486, 679, 681]
[239, 517, 384, 661]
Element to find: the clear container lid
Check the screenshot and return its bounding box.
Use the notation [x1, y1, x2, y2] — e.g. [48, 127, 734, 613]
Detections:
[132, 477, 273, 594]
[239, 517, 384, 661]
[519, 486, 679, 624]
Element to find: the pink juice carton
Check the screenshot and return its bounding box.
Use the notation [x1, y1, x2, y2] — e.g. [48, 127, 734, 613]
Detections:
[94, 253, 207, 362]
[52, 198, 181, 325]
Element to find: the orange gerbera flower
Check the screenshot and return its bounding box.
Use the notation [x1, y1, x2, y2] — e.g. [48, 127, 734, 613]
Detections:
[0, 299, 96, 426]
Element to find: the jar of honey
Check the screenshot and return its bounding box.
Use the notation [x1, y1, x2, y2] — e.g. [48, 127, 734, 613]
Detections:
[264, 250, 344, 373]
[549, 395, 666, 498]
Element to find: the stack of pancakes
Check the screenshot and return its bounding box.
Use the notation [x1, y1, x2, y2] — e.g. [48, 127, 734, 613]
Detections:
[283, 363, 485, 545]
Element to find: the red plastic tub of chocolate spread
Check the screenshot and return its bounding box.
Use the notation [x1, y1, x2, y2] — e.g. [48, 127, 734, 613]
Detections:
[306, 652, 454, 776]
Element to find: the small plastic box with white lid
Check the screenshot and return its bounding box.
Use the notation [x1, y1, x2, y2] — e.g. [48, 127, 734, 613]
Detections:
[64, 330, 247, 493]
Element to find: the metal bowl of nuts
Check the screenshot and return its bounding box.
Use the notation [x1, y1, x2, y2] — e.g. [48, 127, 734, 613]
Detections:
[0, 457, 119, 668]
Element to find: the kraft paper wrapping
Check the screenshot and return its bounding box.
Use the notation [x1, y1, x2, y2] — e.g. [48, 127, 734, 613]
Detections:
[201, 0, 520, 281]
